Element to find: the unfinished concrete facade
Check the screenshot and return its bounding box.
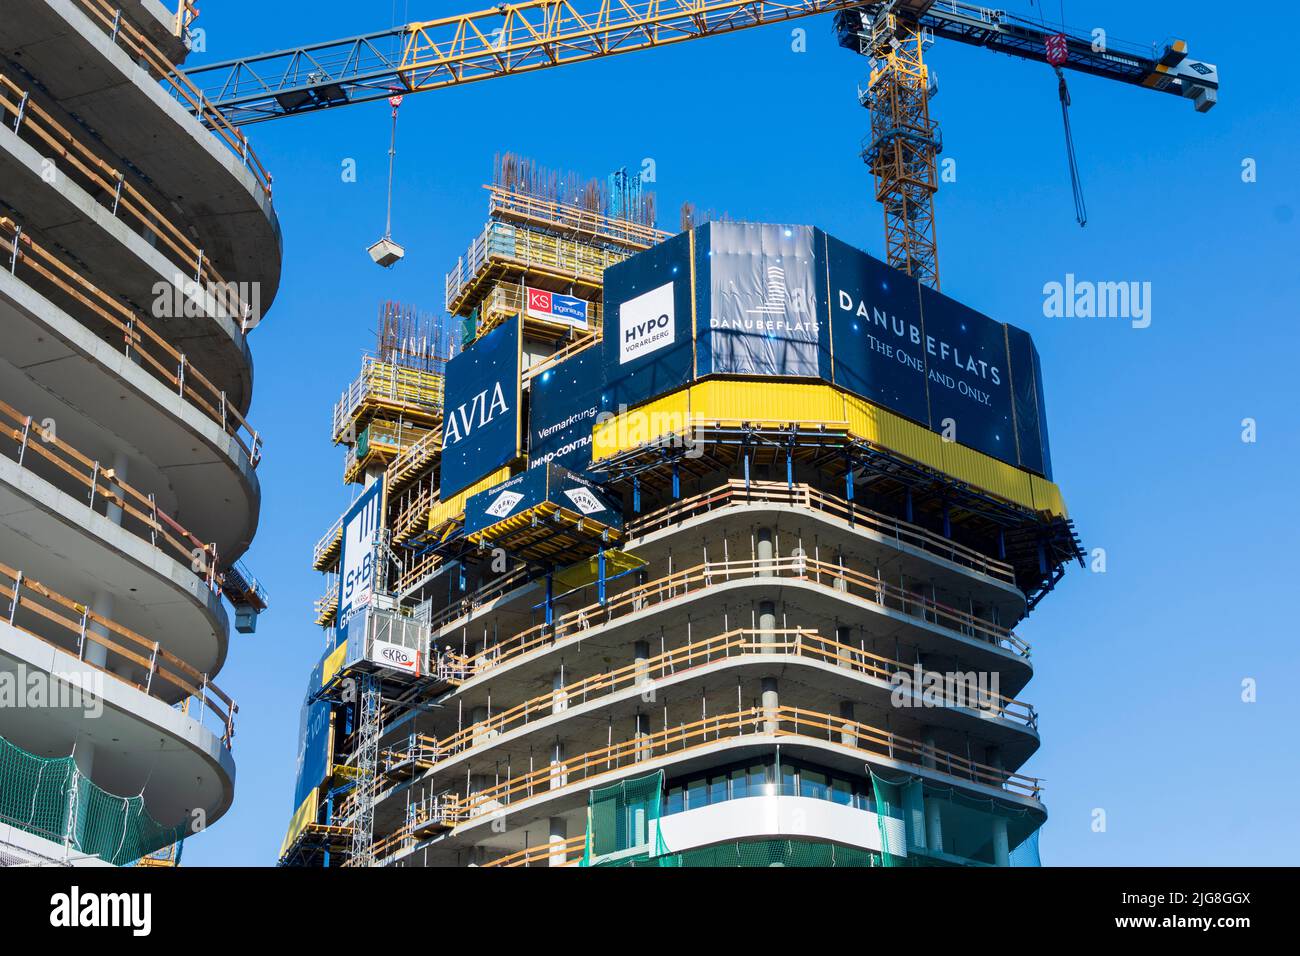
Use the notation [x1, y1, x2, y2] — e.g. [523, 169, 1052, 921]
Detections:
[283, 161, 1077, 868]
[0, 0, 278, 865]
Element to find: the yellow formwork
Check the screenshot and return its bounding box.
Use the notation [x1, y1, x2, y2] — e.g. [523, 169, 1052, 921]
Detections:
[591, 380, 1067, 518]
[427, 467, 513, 533]
[692, 379, 848, 427]
[280, 786, 320, 860]
[593, 389, 692, 461]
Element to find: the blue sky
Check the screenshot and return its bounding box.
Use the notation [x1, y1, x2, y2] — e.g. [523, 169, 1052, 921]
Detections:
[179, 0, 1299, 865]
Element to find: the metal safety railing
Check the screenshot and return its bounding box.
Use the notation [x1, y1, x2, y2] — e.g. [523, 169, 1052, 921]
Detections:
[69, 0, 273, 199]
[431, 548, 1027, 680]
[486, 185, 668, 250]
[413, 627, 1037, 774]
[481, 834, 586, 868]
[370, 703, 1042, 862]
[312, 513, 344, 572]
[0, 70, 250, 319]
[476, 279, 603, 339]
[445, 221, 637, 312]
[425, 479, 1016, 637]
[627, 479, 1017, 583]
[0, 397, 222, 590]
[0, 218, 262, 466]
[0, 559, 236, 747]
[332, 356, 444, 444]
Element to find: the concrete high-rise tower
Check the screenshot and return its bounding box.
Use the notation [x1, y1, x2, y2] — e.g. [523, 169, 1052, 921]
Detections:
[0, 1, 277, 865]
[283, 160, 1079, 869]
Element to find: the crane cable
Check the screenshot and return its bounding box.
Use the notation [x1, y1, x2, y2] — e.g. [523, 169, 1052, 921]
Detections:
[1054, 66, 1087, 227]
[1044, 18, 1087, 228]
[382, 93, 402, 241]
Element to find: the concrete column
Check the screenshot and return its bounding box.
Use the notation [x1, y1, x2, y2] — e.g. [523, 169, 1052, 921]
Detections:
[551, 669, 568, 715]
[921, 726, 938, 770]
[548, 816, 568, 867]
[104, 451, 129, 526]
[758, 601, 777, 646]
[756, 527, 774, 572]
[633, 712, 651, 762]
[985, 745, 1005, 777]
[633, 640, 650, 692]
[549, 740, 566, 790]
[761, 677, 779, 734]
[84, 590, 112, 669]
[838, 701, 857, 747]
[925, 798, 944, 854]
[470, 705, 490, 747]
[992, 815, 1010, 866]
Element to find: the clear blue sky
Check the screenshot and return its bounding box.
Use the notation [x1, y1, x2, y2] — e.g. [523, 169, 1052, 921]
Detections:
[179, 0, 1299, 865]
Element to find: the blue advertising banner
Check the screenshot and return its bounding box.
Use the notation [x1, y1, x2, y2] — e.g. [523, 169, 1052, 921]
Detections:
[695, 222, 826, 378]
[603, 231, 694, 410]
[291, 651, 333, 810]
[918, 285, 1015, 464]
[440, 314, 522, 497]
[465, 463, 623, 538]
[529, 346, 605, 477]
[1005, 324, 1050, 480]
[824, 232, 931, 427]
[338, 480, 383, 626]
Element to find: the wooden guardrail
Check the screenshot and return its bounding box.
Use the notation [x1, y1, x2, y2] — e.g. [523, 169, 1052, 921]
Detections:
[435, 550, 1029, 685]
[0, 397, 222, 587]
[0, 559, 236, 747]
[371, 703, 1043, 862]
[425, 478, 1015, 636]
[481, 834, 586, 867]
[0, 218, 262, 466]
[0, 70, 248, 317]
[626, 479, 1016, 583]
[70, 0, 274, 198]
[409, 627, 1036, 774]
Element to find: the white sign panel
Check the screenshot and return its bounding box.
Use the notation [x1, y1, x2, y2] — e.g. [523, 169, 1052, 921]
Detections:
[371, 639, 419, 674]
[619, 281, 676, 365]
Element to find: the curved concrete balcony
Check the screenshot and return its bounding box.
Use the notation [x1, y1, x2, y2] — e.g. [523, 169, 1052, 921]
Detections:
[0, 286, 259, 560]
[0, 617, 236, 855]
[0, 449, 229, 678]
[433, 553, 1033, 703]
[0, 225, 263, 482]
[0, 0, 282, 312]
[367, 705, 1043, 866]
[0, 113, 254, 410]
[1, 558, 236, 738]
[626, 479, 1025, 617]
[380, 627, 1039, 802]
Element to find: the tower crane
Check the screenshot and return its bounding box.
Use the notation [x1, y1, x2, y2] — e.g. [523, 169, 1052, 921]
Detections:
[181, 0, 1218, 288]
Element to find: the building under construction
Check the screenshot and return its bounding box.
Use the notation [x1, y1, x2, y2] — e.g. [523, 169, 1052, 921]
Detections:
[0, 0, 274, 866]
[281, 154, 1081, 868]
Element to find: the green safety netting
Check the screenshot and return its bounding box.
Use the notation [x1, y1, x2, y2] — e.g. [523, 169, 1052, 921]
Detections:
[581, 769, 669, 866]
[869, 769, 1042, 867]
[0, 734, 187, 866]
